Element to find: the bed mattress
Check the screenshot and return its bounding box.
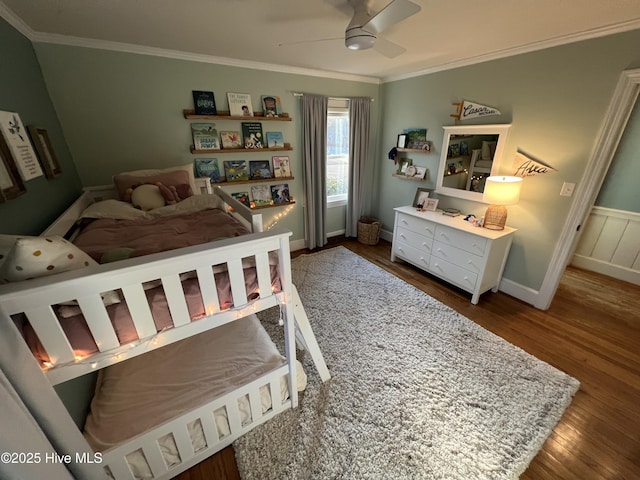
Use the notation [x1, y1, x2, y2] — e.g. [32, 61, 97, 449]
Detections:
[84, 314, 306, 478]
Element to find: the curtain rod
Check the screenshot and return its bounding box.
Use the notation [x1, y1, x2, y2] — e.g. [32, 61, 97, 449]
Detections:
[292, 92, 374, 102]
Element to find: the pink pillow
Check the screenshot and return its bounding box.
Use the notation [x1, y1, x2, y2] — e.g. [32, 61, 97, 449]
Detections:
[113, 170, 193, 201]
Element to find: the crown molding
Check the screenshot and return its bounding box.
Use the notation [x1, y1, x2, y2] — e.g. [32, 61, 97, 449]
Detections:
[0, 1, 34, 39]
[382, 18, 640, 83]
[28, 30, 380, 85]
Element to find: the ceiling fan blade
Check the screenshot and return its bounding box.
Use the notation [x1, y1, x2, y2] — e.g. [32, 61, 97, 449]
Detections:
[277, 37, 343, 47]
[373, 36, 406, 58]
[363, 0, 421, 34]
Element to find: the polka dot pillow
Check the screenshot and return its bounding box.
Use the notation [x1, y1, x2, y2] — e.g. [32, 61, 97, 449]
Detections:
[0, 236, 98, 283]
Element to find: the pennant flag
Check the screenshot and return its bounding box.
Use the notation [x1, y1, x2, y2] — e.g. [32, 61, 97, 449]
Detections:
[451, 100, 501, 120]
[512, 151, 557, 177]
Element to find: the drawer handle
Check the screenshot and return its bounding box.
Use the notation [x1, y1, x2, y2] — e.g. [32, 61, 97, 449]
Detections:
[400, 233, 406, 239]
[402, 219, 408, 224]
[422, 242, 428, 247]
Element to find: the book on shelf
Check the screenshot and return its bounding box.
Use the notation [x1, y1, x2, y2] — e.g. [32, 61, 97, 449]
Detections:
[227, 92, 253, 117]
[242, 122, 264, 149]
[249, 160, 272, 180]
[266, 131, 284, 148]
[272, 155, 291, 178]
[271, 183, 290, 204]
[251, 184, 273, 208]
[223, 160, 249, 182]
[220, 131, 241, 149]
[194, 158, 223, 183]
[192, 90, 217, 115]
[261, 95, 282, 117]
[191, 123, 219, 150]
[231, 191, 250, 207]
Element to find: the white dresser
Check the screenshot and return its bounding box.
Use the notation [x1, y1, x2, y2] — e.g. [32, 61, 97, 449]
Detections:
[391, 206, 517, 304]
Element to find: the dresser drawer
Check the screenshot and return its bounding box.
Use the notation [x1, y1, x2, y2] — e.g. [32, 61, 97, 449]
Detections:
[395, 227, 432, 253]
[435, 225, 487, 256]
[393, 241, 430, 270]
[396, 213, 435, 238]
[432, 241, 484, 275]
[429, 256, 478, 291]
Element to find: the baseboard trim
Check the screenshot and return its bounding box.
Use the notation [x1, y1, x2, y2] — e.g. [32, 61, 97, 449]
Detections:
[571, 255, 640, 286]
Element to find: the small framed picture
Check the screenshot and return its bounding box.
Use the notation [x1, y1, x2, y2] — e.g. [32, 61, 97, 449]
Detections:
[412, 187, 432, 208]
[397, 134, 407, 148]
[413, 166, 428, 179]
[398, 158, 412, 174]
[424, 198, 439, 211]
[26, 126, 62, 179]
[0, 134, 26, 202]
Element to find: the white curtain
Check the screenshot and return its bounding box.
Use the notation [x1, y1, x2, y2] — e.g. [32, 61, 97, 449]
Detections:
[301, 94, 329, 250]
[0, 308, 107, 479]
[346, 97, 371, 237]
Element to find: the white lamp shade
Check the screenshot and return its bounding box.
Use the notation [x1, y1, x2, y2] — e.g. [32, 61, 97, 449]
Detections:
[483, 176, 523, 205]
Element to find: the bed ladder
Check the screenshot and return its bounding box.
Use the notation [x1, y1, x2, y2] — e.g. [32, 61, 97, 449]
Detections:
[291, 285, 331, 382]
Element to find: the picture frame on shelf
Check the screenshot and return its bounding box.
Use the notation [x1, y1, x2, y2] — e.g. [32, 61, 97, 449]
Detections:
[403, 127, 427, 149]
[413, 166, 428, 180]
[0, 133, 26, 202]
[192, 90, 217, 115]
[412, 187, 432, 208]
[26, 125, 62, 179]
[271, 183, 290, 204]
[227, 92, 253, 117]
[250, 184, 273, 207]
[223, 160, 249, 182]
[249, 160, 272, 180]
[220, 131, 241, 149]
[397, 158, 412, 174]
[272, 156, 291, 178]
[397, 134, 407, 148]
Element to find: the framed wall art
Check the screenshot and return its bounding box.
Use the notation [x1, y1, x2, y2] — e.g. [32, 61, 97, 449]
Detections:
[0, 133, 26, 201]
[0, 111, 42, 180]
[27, 126, 62, 179]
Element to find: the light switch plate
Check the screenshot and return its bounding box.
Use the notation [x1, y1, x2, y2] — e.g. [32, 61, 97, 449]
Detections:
[560, 182, 576, 197]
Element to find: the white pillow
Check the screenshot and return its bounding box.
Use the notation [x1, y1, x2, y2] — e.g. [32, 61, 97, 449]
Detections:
[0, 236, 120, 308]
[131, 184, 166, 211]
[0, 234, 20, 269]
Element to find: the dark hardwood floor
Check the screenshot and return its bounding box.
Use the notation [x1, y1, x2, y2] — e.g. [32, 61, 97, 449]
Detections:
[177, 238, 640, 480]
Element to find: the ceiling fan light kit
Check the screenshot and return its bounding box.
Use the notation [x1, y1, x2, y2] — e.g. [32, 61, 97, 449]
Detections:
[345, 27, 376, 50]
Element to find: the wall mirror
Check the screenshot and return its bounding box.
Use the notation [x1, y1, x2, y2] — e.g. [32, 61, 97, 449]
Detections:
[435, 124, 511, 202]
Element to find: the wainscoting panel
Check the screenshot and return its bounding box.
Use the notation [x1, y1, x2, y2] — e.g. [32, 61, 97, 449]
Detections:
[572, 206, 640, 285]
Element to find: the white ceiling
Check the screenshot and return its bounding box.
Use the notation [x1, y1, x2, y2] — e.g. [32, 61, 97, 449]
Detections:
[2, 0, 640, 82]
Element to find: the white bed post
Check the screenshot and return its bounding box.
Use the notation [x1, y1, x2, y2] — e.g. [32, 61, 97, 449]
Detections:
[278, 236, 298, 407]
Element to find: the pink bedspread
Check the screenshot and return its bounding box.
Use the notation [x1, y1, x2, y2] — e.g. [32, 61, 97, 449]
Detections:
[24, 208, 282, 363]
[73, 207, 250, 261]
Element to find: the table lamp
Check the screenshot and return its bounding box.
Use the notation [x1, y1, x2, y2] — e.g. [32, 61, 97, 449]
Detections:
[482, 176, 522, 230]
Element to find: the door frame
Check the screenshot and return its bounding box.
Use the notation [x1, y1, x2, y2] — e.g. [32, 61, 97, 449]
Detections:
[535, 68, 640, 310]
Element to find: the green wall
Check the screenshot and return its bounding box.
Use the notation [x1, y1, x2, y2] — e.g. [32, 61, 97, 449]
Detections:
[32, 44, 381, 244]
[595, 97, 640, 212]
[377, 29, 640, 291]
[0, 18, 82, 235]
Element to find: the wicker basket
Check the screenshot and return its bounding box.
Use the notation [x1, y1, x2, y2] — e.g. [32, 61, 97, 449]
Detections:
[357, 216, 381, 245]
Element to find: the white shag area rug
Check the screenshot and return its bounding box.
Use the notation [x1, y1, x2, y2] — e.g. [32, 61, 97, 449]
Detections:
[234, 246, 579, 479]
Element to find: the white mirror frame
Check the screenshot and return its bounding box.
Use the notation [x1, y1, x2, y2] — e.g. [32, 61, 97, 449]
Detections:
[435, 124, 511, 202]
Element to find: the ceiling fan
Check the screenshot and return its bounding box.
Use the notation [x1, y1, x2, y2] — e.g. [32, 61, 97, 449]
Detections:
[344, 0, 421, 56]
[279, 0, 421, 58]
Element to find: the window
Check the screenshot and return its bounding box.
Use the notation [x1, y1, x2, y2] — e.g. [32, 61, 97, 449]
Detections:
[326, 99, 350, 205]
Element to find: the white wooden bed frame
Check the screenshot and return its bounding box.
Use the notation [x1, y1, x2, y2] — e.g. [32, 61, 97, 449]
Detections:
[0, 183, 329, 480]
